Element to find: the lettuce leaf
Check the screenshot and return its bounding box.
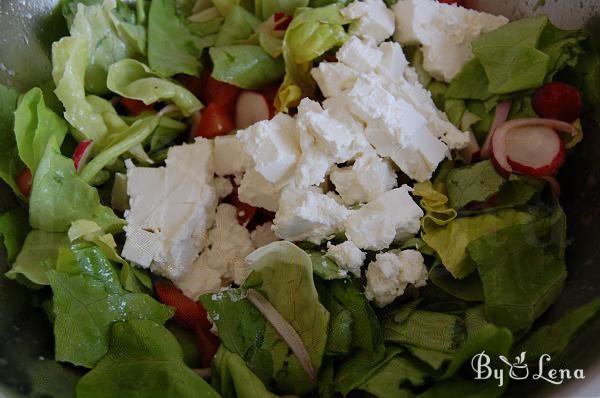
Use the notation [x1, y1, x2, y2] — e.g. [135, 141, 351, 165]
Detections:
[148, 0, 204, 77]
[29, 143, 124, 233]
[76, 320, 218, 397]
[107, 59, 202, 116]
[0, 207, 30, 263]
[308, 251, 347, 280]
[211, 346, 278, 398]
[0, 84, 25, 197]
[254, 0, 309, 20]
[150, 116, 187, 151]
[5, 230, 69, 286]
[413, 180, 457, 226]
[49, 244, 173, 367]
[422, 209, 535, 279]
[14, 88, 68, 175]
[215, 5, 261, 46]
[428, 261, 484, 302]
[210, 45, 285, 89]
[70, 0, 146, 94]
[445, 161, 504, 210]
[467, 208, 567, 332]
[276, 4, 348, 111]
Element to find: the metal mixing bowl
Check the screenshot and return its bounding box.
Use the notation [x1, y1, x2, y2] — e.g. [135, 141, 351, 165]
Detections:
[0, 0, 599, 396]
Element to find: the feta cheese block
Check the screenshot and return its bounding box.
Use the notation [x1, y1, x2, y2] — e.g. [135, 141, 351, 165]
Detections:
[122, 139, 217, 281]
[330, 151, 398, 205]
[393, 0, 508, 82]
[311, 62, 359, 98]
[345, 74, 397, 122]
[250, 222, 279, 248]
[336, 36, 383, 73]
[341, 0, 395, 44]
[365, 249, 428, 307]
[175, 204, 256, 299]
[214, 176, 233, 199]
[345, 186, 423, 250]
[237, 113, 300, 186]
[213, 135, 249, 177]
[273, 187, 352, 244]
[238, 169, 280, 212]
[326, 240, 366, 277]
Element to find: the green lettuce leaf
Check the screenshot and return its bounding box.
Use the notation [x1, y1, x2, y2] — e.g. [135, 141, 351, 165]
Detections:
[566, 34, 600, 123]
[467, 208, 567, 332]
[52, 35, 108, 141]
[14, 88, 68, 175]
[107, 59, 202, 116]
[422, 209, 535, 279]
[215, 5, 261, 46]
[413, 180, 457, 226]
[211, 346, 278, 398]
[254, 0, 308, 20]
[201, 241, 329, 396]
[308, 251, 348, 280]
[276, 4, 348, 111]
[210, 45, 285, 89]
[148, 0, 204, 77]
[69, 0, 146, 94]
[0, 207, 30, 263]
[150, 116, 188, 151]
[5, 230, 69, 286]
[0, 84, 24, 197]
[49, 244, 173, 367]
[29, 143, 124, 233]
[76, 320, 218, 397]
[445, 160, 505, 210]
[428, 261, 484, 302]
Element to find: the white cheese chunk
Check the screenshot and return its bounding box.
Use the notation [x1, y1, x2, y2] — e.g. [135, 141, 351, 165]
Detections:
[175, 204, 255, 299]
[237, 113, 300, 185]
[213, 135, 249, 177]
[365, 249, 428, 307]
[125, 167, 166, 231]
[336, 36, 383, 73]
[393, 0, 508, 82]
[250, 222, 279, 248]
[326, 240, 366, 277]
[273, 187, 352, 244]
[238, 169, 280, 212]
[310, 62, 359, 98]
[341, 0, 395, 44]
[121, 227, 160, 268]
[376, 41, 410, 81]
[345, 186, 423, 250]
[346, 74, 397, 122]
[330, 151, 398, 205]
[214, 176, 233, 199]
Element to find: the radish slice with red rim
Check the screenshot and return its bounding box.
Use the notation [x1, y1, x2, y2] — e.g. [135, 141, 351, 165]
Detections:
[235, 91, 270, 129]
[73, 140, 94, 171]
[481, 101, 511, 159]
[505, 125, 565, 177]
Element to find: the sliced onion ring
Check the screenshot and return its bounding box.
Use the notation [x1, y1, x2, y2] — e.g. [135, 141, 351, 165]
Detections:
[246, 289, 317, 383]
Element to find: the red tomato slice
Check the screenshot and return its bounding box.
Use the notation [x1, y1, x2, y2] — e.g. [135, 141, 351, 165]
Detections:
[205, 76, 240, 113]
[178, 71, 209, 102]
[193, 103, 236, 138]
[17, 168, 32, 199]
[195, 323, 220, 368]
[229, 184, 258, 225]
[120, 98, 155, 116]
[154, 280, 211, 331]
[438, 0, 464, 5]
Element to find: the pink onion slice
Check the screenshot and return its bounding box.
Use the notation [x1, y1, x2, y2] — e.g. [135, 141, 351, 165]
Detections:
[481, 101, 511, 159]
[246, 289, 317, 383]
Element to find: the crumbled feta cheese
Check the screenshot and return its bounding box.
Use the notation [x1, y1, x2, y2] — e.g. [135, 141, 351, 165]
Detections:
[376, 41, 410, 81]
[326, 240, 366, 277]
[341, 0, 395, 44]
[365, 249, 428, 307]
[336, 36, 383, 73]
[121, 227, 160, 268]
[214, 176, 233, 199]
[393, 0, 508, 82]
[310, 62, 359, 98]
[365, 100, 448, 181]
[330, 151, 398, 205]
[345, 186, 423, 250]
[273, 187, 352, 244]
[250, 222, 279, 248]
[175, 204, 255, 299]
[237, 113, 300, 185]
[346, 74, 397, 122]
[213, 135, 249, 177]
[238, 169, 280, 212]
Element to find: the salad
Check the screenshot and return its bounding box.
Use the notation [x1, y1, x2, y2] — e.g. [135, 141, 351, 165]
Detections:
[1, 0, 599, 396]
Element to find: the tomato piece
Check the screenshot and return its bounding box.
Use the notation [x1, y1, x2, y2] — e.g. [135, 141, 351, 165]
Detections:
[195, 323, 220, 368]
[228, 184, 258, 225]
[273, 12, 293, 31]
[120, 98, 154, 116]
[178, 71, 209, 102]
[205, 76, 240, 113]
[193, 103, 235, 138]
[17, 168, 32, 199]
[438, 0, 464, 5]
[532, 82, 582, 123]
[154, 280, 211, 331]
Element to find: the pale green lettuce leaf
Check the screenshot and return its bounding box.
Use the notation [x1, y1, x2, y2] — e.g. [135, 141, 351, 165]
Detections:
[0, 84, 25, 197]
[107, 59, 202, 116]
[5, 230, 69, 286]
[29, 142, 124, 233]
[215, 5, 261, 46]
[14, 88, 68, 175]
[445, 160, 505, 210]
[210, 45, 284, 89]
[0, 207, 30, 263]
[254, 0, 308, 20]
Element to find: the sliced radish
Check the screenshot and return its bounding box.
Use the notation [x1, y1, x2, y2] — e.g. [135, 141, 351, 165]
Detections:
[235, 91, 270, 129]
[505, 125, 565, 177]
[481, 101, 511, 159]
[458, 131, 480, 164]
[532, 82, 582, 123]
[490, 118, 576, 177]
[73, 140, 94, 172]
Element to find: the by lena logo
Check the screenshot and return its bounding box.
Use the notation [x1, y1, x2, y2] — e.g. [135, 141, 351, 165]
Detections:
[471, 351, 585, 387]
